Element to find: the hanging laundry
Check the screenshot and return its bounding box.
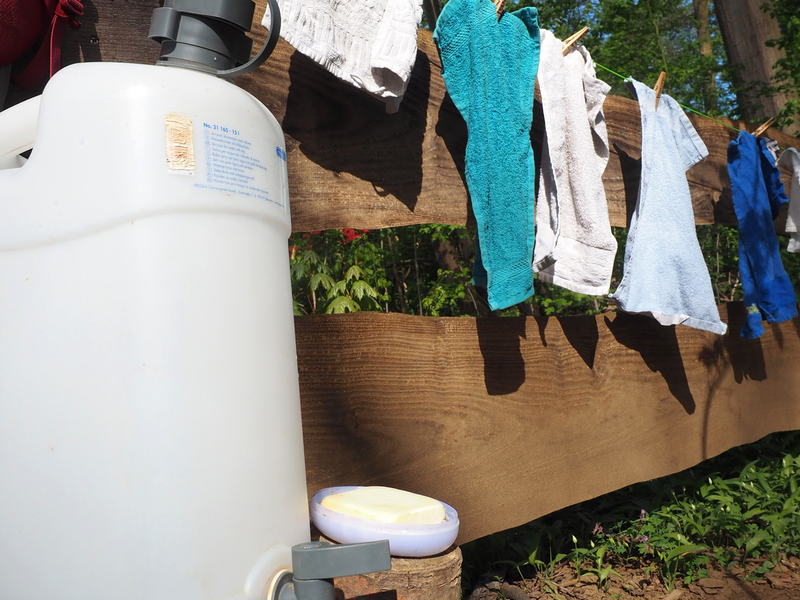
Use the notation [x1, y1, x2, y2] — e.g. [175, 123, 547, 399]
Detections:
[764, 138, 781, 163]
[728, 131, 796, 339]
[533, 29, 617, 295]
[778, 148, 800, 253]
[263, 0, 423, 113]
[611, 79, 727, 335]
[433, 0, 540, 311]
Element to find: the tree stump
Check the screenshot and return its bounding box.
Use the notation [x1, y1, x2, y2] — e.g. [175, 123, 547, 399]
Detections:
[319, 535, 462, 600]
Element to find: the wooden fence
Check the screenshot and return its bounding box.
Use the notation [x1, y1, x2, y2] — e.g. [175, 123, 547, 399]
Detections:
[8, 0, 800, 546]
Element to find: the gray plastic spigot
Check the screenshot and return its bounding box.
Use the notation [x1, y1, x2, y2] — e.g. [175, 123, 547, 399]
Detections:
[148, 0, 281, 78]
[273, 540, 392, 600]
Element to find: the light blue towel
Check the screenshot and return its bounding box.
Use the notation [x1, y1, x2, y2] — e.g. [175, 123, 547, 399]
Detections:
[433, 0, 540, 311]
[612, 79, 727, 335]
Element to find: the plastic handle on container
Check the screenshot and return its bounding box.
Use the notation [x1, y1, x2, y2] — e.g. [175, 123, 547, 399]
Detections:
[0, 96, 40, 159]
[216, 0, 281, 78]
[292, 540, 391, 581]
[272, 540, 391, 600]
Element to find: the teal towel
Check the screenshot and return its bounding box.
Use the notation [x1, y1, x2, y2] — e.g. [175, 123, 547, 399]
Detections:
[433, 0, 540, 311]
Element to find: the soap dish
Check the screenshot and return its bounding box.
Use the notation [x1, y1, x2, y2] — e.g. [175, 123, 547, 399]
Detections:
[309, 486, 460, 558]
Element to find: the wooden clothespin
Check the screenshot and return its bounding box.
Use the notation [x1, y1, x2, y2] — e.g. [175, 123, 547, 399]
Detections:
[653, 71, 667, 110]
[492, 0, 506, 20]
[753, 117, 776, 137]
[562, 27, 590, 56]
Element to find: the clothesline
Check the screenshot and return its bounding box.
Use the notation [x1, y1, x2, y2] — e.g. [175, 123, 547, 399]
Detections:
[594, 59, 797, 338]
[593, 61, 790, 151]
[432, 0, 799, 339]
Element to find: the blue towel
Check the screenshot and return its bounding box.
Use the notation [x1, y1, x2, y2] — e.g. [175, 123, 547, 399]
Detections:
[433, 0, 540, 311]
[728, 131, 797, 339]
[612, 79, 727, 335]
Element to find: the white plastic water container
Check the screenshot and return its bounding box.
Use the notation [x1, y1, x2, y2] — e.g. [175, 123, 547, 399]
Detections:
[0, 61, 310, 600]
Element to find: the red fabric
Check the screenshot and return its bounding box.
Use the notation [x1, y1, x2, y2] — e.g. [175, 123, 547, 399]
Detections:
[3, 0, 83, 88]
[49, 0, 83, 77]
[0, 0, 47, 65]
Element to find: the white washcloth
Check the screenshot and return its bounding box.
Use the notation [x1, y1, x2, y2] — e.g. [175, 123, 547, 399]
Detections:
[263, 0, 423, 113]
[778, 148, 800, 252]
[532, 29, 617, 295]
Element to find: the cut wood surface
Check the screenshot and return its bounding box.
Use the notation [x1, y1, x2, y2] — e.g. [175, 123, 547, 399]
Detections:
[320, 535, 463, 600]
[296, 304, 800, 545]
[6, 0, 799, 232]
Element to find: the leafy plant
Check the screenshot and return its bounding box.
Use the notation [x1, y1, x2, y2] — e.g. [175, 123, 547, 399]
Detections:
[460, 431, 800, 596]
[289, 226, 484, 316]
[289, 230, 383, 315]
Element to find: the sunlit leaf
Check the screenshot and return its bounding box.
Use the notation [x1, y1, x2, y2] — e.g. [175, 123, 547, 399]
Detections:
[325, 296, 360, 314]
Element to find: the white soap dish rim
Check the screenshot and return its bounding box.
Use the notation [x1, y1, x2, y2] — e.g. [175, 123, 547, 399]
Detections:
[309, 486, 460, 558]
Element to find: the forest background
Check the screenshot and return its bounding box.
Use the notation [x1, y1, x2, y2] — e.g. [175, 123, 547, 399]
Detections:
[288, 0, 800, 319]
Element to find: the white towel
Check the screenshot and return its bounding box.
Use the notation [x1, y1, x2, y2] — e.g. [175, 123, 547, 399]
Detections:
[532, 29, 617, 295]
[263, 0, 423, 113]
[778, 148, 800, 252]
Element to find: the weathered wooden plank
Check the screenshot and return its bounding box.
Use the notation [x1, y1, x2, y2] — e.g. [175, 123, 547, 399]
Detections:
[296, 305, 800, 545]
[6, 0, 799, 232]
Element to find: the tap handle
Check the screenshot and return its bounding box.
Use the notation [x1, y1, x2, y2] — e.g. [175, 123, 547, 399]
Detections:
[292, 540, 391, 580]
[274, 540, 392, 600]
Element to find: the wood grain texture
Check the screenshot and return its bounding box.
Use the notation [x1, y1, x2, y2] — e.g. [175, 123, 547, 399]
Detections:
[296, 305, 800, 546]
[6, 0, 799, 232]
[323, 536, 462, 600]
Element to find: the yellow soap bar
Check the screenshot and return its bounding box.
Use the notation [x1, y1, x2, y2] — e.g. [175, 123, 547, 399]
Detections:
[320, 487, 446, 525]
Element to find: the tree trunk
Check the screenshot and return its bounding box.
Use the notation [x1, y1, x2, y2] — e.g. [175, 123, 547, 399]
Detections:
[431, 238, 488, 316]
[421, 0, 440, 29]
[692, 0, 716, 111]
[715, 0, 797, 124]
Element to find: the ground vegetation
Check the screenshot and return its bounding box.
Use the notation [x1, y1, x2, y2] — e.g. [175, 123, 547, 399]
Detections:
[461, 432, 800, 599]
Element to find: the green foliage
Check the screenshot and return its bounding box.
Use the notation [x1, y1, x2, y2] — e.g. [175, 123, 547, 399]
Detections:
[289, 223, 800, 317]
[593, 448, 800, 588]
[289, 230, 383, 315]
[460, 431, 800, 595]
[502, 0, 738, 116]
[696, 224, 743, 303]
[513, 0, 598, 41]
[592, 0, 725, 112]
[289, 226, 479, 316]
[434, 0, 795, 123]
